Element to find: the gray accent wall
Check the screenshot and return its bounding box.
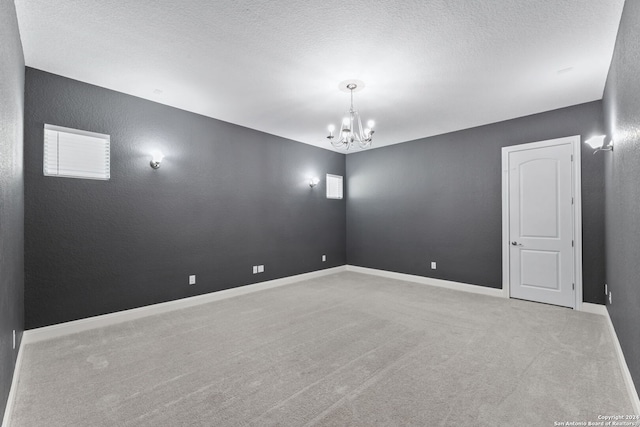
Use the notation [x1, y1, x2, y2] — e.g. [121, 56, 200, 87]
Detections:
[24, 68, 346, 329]
[346, 101, 606, 303]
[0, 0, 25, 421]
[602, 0, 640, 396]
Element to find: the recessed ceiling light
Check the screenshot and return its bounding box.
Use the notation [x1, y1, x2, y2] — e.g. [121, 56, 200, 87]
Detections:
[557, 67, 574, 74]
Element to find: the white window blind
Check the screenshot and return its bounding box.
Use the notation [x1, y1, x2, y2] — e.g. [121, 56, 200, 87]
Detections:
[44, 124, 110, 180]
[326, 174, 343, 199]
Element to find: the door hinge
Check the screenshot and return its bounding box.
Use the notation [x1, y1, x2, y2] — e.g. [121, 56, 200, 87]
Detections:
[571, 154, 574, 161]
[571, 197, 574, 205]
[572, 283, 575, 290]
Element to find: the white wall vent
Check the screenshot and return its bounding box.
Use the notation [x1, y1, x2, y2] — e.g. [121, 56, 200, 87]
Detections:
[44, 124, 110, 180]
[326, 174, 343, 199]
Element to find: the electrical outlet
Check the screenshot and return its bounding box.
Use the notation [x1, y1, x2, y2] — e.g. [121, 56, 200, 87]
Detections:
[13, 330, 16, 350]
[252, 266, 258, 274]
[189, 275, 196, 285]
[609, 291, 612, 305]
[258, 265, 264, 273]
[431, 261, 436, 270]
[322, 255, 326, 262]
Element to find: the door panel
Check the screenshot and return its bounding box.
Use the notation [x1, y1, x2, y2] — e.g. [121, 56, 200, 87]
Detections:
[509, 143, 574, 308]
[520, 159, 559, 238]
[520, 250, 559, 290]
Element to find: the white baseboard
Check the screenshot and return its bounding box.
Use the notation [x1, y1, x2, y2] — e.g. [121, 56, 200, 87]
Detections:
[345, 265, 505, 298]
[345, 266, 610, 315]
[574, 301, 636, 412]
[581, 302, 608, 316]
[604, 307, 640, 415]
[23, 266, 346, 344]
[2, 337, 25, 427]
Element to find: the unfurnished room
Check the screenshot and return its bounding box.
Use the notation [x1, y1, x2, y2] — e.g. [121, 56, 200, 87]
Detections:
[1, 0, 640, 426]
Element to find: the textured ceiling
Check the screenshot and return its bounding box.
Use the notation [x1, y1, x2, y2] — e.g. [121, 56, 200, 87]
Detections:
[15, 0, 625, 152]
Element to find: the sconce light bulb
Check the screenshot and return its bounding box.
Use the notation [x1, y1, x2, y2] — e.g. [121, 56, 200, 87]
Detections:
[150, 151, 164, 169]
[367, 120, 375, 129]
[328, 124, 335, 133]
[309, 177, 320, 188]
[152, 151, 165, 163]
[342, 117, 350, 126]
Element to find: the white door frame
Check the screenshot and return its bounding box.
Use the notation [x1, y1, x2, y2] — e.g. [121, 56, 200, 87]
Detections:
[501, 135, 584, 311]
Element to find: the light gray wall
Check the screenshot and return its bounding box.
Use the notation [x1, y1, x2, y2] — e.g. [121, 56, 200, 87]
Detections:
[602, 0, 640, 397]
[346, 101, 606, 303]
[0, 0, 25, 420]
[24, 68, 346, 329]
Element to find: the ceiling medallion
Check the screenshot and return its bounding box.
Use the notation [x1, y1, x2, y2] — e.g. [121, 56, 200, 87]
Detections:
[326, 81, 375, 150]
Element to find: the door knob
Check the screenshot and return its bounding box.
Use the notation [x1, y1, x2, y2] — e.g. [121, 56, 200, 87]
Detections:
[511, 241, 523, 246]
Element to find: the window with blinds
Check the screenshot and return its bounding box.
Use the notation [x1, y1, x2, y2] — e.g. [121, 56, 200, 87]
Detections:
[44, 124, 110, 180]
[326, 174, 343, 199]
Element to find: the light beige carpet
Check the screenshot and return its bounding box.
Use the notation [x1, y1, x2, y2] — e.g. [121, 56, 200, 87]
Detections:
[8, 272, 634, 426]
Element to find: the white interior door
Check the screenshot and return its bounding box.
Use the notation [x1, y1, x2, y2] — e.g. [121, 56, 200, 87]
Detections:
[507, 142, 575, 308]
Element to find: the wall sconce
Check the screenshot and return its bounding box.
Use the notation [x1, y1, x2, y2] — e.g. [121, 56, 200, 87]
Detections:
[585, 135, 613, 154]
[309, 177, 320, 188]
[150, 151, 164, 169]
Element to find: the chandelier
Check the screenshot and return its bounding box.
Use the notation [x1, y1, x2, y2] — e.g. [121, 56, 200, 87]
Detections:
[326, 82, 375, 150]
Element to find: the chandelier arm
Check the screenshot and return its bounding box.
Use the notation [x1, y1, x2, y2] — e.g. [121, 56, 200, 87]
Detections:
[330, 135, 344, 148]
[356, 113, 365, 141]
[331, 139, 345, 149]
[358, 138, 372, 149]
